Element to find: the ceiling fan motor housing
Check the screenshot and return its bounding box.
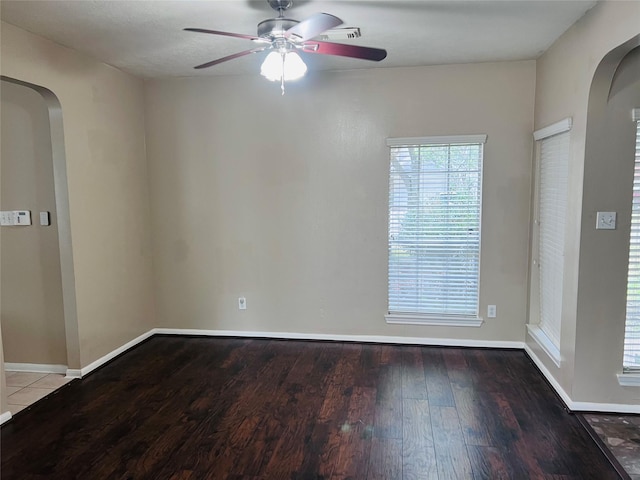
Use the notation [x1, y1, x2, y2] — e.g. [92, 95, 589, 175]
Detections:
[257, 18, 299, 39]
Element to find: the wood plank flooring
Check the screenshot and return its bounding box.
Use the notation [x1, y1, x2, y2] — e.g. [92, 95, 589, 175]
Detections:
[1, 336, 621, 479]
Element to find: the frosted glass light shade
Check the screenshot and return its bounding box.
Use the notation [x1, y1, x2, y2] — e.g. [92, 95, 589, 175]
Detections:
[260, 51, 283, 81]
[282, 51, 307, 81]
[260, 51, 307, 82]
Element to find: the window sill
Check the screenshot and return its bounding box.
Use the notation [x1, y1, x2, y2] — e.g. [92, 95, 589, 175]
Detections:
[617, 373, 640, 387]
[385, 313, 483, 327]
[527, 324, 561, 367]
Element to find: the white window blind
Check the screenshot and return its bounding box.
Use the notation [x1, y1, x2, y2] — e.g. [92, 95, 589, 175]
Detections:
[624, 116, 640, 371]
[537, 131, 570, 350]
[387, 137, 484, 319]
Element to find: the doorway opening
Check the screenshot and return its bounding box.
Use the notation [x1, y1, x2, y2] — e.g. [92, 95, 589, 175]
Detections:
[1, 77, 79, 418]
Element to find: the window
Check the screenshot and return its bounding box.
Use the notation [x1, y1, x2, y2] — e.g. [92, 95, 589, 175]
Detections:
[386, 135, 485, 326]
[527, 118, 571, 366]
[624, 109, 640, 371]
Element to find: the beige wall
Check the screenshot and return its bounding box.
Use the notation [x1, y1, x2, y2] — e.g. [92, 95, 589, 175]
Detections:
[1, 80, 67, 365]
[145, 61, 536, 342]
[0, 2, 636, 412]
[0, 111, 7, 416]
[574, 45, 640, 404]
[0, 22, 156, 367]
[530, 0, 640, 406]
[0, 322, 7, 416]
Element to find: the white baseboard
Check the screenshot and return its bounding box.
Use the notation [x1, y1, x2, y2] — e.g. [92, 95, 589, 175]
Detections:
[4, 363, 67, 374]
[44, 327, 637, 415]
[523, 344, 640, 414]
[523, 343, 573, 408]
[570, 400, 640, 414]
[0, 411, 12, 425]
[78, 329, 156, 377]
[151, 328, 525, 349]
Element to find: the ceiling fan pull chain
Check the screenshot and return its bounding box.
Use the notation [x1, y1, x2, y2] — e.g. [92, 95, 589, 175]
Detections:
[281, 52, 286, 95]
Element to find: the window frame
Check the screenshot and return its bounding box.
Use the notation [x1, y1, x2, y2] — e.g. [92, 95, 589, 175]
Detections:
[385, 134, 486, 327]
[527, 118, 572, 367]
[623, 107, 640, 375]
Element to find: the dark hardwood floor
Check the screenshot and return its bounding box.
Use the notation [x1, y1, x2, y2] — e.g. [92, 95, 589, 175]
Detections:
[1, 336, 621, 479]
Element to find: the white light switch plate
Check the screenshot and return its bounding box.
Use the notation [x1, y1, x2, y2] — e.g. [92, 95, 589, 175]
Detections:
[0, 211, 13, 226]
[596, 211, 616, 230]
[0, 210, 32, 226]
[40, 211, 51, 226]
[14, 210, 31, 225]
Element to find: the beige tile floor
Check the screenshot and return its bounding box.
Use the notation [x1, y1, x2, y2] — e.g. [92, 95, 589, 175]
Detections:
[5, 371, 71, 415]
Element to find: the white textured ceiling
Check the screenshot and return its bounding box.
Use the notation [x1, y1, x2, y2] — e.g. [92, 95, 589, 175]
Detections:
[0, 0, 597, 78]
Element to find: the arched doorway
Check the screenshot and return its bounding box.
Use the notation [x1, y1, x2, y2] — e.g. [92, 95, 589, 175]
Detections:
[0, 77, 80, 420]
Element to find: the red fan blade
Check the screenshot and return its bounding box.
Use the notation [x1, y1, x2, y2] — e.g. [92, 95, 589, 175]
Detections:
[301, 40, 387, 61]
[285, 13, 343, 42]
[194, 47, 270, 69]
[184, 28, 269, 43]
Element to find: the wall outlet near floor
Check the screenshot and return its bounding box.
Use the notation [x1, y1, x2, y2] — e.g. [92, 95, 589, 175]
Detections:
[487, 305, 497, 318]
[238, 297, 246, 310]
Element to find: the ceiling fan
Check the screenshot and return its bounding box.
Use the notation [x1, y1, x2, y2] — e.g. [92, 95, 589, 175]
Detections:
[185, 0, 387, 93]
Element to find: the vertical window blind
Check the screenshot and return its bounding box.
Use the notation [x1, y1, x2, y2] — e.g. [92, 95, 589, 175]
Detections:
[624, 116, 640, 371]
[387, 136, 484, 318]
[537, 131, 570, 349]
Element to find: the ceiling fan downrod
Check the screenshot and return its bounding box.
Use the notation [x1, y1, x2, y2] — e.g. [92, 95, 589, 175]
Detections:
[268, 0, 293, 18]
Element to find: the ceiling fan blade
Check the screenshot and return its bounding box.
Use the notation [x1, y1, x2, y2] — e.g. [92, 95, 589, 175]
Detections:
[302, 41, 387, 61]
[184, 28, 269, 43]
[194, 47, 270, 69]
[285, 13, 343, 42]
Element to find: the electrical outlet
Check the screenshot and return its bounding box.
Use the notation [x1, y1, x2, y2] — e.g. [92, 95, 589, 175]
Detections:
[487, 305, 497, 318]
[238, 297, 246, 310]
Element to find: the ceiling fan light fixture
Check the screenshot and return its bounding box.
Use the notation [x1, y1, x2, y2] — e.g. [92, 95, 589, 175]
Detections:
[283, 51, 307, 81]
[260, 51, 283, 81]
[185, 1, 387, 91]
[260, 50, 307, 82]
